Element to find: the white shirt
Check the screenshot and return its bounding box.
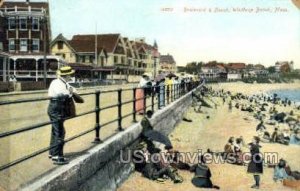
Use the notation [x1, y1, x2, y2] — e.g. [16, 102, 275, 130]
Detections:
[139, 77, 149, 87]
[48, 77, 76, 98]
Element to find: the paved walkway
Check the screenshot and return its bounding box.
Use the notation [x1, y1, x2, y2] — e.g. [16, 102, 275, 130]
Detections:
[0, 84, 151, 190]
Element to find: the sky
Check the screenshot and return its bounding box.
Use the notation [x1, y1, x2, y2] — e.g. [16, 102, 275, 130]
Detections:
[10, 0, 300, 68]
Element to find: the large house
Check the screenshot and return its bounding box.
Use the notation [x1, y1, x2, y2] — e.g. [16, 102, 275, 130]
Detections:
[51, 34, 158, 81]
[275, 61, 294, 73]
[132, 38, 159, 77]
[200, 63, 226, 79]
[0, 0, 63, 82]
[159, 54, 176, 74]
[226, 63, 247, 80]
[245, 64, 268, 78]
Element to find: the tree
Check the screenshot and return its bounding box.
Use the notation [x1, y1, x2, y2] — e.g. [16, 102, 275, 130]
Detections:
[267, 66, 276, 74]
[185, 61, 203, 74]
[280, 64, 291, 73]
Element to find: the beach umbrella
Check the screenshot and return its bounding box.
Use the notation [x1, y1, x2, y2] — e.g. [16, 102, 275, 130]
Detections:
[166, 73, 177, 78]
[143, 130, 172, 148]
[262, 103, 269, 107]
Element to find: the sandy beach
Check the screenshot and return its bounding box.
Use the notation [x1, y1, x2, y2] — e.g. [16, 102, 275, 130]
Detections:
[210, 81, 300, 95]
[118, 82, 300, 191]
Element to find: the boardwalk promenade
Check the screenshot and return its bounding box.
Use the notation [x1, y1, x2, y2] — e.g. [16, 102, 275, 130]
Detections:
[0, 82, 199, 190]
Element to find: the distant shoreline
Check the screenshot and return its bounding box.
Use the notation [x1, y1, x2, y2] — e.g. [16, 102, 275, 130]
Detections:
[211, 80, 300, 96]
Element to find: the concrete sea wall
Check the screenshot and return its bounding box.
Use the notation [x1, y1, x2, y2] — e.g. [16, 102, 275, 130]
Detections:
[21, 87, 197, 191]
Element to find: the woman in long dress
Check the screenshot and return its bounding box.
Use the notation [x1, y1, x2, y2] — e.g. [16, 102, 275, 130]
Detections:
[159, 78, 165, 108]
[136, 74, 150, 115]
[247, 136, 263, 189]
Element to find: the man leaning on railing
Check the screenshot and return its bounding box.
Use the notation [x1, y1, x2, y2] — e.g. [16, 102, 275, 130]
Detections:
[47, 66, 82, 165]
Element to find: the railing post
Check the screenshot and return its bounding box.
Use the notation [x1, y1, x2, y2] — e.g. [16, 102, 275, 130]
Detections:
[173, 84, 175, 100]
[170, 84, 173, 102]
[132, 88, 137, 122]
[171, 84, 174, 102]
[151, 86, 155, 112]
[157, 84, 161, 110]
[143, 88, 147, 114]
[176, 83, 179, 99]
[93, 90, 101, 143]
[118, 89, 123, 131]
[166, 85, 169, 105]
[176, 84, 179, 99]
[176, 84, 178, 99]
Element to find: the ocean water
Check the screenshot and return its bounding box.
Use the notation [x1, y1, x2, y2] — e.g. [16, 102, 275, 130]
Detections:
[268, 89, 300, 104]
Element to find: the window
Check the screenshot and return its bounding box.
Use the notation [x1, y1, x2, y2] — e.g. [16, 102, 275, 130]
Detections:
[9, 39, 15, 51]
[32, 18, 39, 31]
[32, 39, 40, 52]
[89, 56, 94, 63]
[101, 57, 104, 66]
[57, 41, 64, 49]
[20, 39, 28, 52]
[8, 17, 16, 30]
[121, 57, 125, 64]
[114, 56, 118, 63]
[19, 17, 27, 30]
[55, 53, 65, 59]
[82, 56, 85, 63]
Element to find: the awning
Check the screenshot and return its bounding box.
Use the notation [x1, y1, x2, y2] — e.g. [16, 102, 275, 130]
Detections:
[92, 66, 116, 72]
[68, 63, 93, 71]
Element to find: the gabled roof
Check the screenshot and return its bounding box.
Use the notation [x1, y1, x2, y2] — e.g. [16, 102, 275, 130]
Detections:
[135, 42, 155, 52]
[227, 63, 246, 70]
[160, 54, 176, 64]
[71, 34, 120, 53]
[50, 33, 76, 53]
[131, 43, 140, 59]
[203, 62, 225, 68]
[216, 65, 226, 70]
[254, 64, 265, 69]
[122, 37, 133, 58]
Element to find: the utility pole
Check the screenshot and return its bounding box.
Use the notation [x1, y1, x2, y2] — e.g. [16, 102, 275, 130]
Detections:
[95, 22, 98, 66]
[94, 22, 98, 81]
[43, 15, 47, 87]
[153, 40, 158, 78]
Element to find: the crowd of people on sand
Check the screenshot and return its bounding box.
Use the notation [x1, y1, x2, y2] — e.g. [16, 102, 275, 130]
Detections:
[133, 83, 300, 190]
[217, 87, 300, 188]
[133, 110, 220, 189]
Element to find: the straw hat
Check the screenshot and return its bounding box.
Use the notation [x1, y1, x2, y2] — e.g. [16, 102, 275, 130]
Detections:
[57, 66, 75, 76]
[142, 73, 151, 77]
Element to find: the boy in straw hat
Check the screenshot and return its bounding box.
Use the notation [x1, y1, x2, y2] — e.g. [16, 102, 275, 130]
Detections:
[47, 66, 76, 165]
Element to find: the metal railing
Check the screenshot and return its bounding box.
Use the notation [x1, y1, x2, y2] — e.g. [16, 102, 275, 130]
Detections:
[0, 81, 201, 171]
[0, 70, 57, 77]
